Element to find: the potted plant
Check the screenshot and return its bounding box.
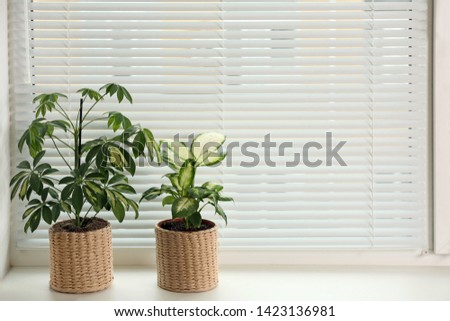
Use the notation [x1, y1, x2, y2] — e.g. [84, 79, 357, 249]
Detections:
[10, 83, 159, 293]
[141, 132, 233, 293]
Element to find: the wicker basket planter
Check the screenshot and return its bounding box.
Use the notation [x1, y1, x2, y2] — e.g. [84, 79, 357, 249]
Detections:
[155, 219, 218, 293]
[49, 219, 113, 294]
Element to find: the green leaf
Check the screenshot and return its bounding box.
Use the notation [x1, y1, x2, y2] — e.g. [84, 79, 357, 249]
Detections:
[83, 185, 98, 206]
[187, 187, 212, 199]
[85, 181, 103, 194]
[202, 181, 224, 192]
[215, 203, 228, 225]
[42, 206, 53, 225]
[219, 196, 234, 202]
[140, 187, 162, 202]
[18, 131, 27, 153]
[26, 185, 33, 200]
[46, 124, 54, 136]
[112, 201, 125, 223]
[107, 116, 115, 129]
[143, 129, 160, 163]
[122, 116, 132, 130]
[52, 92, 67, 100]
[101, 168, 110, 184]
[207, 192, 219, 206]
[77, 88, 102, 102]
[162, 195, 175, 207]
[28, 199, 41, 206]
[33, 93, 47, 104]
[105, 189, 116, 209]
[42, 168, 59, 176]
[108, 145, 125, 169]
[33, 151, 45, 167]
[112, 114, 122, 132]
[108, 83, 118, 96]
[22, 205, 39, 220]
[10, 178, 25, 200]
[48, 120, 70, 132]
[93, 191, 107, 212]
[160, 184, 177, 196]
[59, 176, 75, 185]
[96, 147, 107, 169]
[113, 191, 129, 210]
[121, 147, 136, 176]
[171, 197, 199, 219]
[29, 211, 41, 233]
[108, 174, 127, 185]
[51, 204, 61, 221]
[161, 139, 190, 167]
[132, 131, 146, 158]
[128, 199, 139, 219]
[202, 152, 227, 167]
[117, 87, 124, 103]
[161, 152, 179, 171]
[85, 144, 102, 165]
[17, 161, 31, 169]
[163, 173, 181, 191]
[23, 219, 31, 233]
[188, 212, 202, 228]
[79, 163, 89, 177]
[85, 172, 105, 181]
[18, 179, 29, 200]
[191, 132, 226, 166]
[61, 183, 74, 201]
[122, 87, 133, 103]
[41, 187, 49, 201]
[112, 184, 136, 194]
[60, 201, 71, 213]
[34, 163, 51, 173]
[72, 185, 83, 214]
[10, 171, 29, 187]
[48, 188, 59, 199]
[178, 161, 195, 191]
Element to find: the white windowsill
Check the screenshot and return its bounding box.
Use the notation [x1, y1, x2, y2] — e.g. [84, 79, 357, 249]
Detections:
[1, 266, 450, 300]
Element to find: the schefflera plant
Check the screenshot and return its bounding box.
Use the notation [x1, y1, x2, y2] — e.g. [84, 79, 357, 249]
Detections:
[10, 83, 160, 232]
[140, 132, 233, 229]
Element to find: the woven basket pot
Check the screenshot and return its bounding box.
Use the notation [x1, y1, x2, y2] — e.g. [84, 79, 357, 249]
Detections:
[155, 219, 218, 293]
[49, 219, 113, 294]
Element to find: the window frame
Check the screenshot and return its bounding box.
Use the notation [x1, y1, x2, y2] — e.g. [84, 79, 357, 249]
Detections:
[7, 0, 450, 267]
[432, 0, 450, 255]
[0, 0, 10, 279]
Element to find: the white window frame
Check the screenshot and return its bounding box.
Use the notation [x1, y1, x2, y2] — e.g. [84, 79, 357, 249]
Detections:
[0, 0, 11, 279]
[433, 0, 450, 255]
[6, 0, 450, 268]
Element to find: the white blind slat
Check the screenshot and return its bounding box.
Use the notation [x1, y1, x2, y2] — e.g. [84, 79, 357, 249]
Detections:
[9, 0, 429, 250]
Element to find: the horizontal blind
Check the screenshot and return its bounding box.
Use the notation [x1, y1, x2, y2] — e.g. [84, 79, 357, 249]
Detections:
[9, 0, 429, 250]
[221, 0, 429, 249]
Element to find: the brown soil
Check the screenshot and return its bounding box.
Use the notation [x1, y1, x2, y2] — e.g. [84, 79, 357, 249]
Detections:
[159, 219, 215, 232]
[51, 217, 109, 233]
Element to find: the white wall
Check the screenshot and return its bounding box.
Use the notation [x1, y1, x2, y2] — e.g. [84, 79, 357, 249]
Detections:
[434, 0, 450, 254]
[0, 0, 11, 278]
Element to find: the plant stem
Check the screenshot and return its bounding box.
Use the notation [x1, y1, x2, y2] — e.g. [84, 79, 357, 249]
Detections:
[81, 93, 107, 123]
[53, 136, 75, 151]
[49, 136, 72, 171]
[198, 202, 209, 213]
[65, 212, 74, 221]
[78, 98, 83, 169]
[54, 102, 76, 131]
[81, 206, 93, 226]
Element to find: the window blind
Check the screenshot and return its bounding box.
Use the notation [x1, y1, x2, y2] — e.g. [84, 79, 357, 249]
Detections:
[9, 0, 429, 250]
